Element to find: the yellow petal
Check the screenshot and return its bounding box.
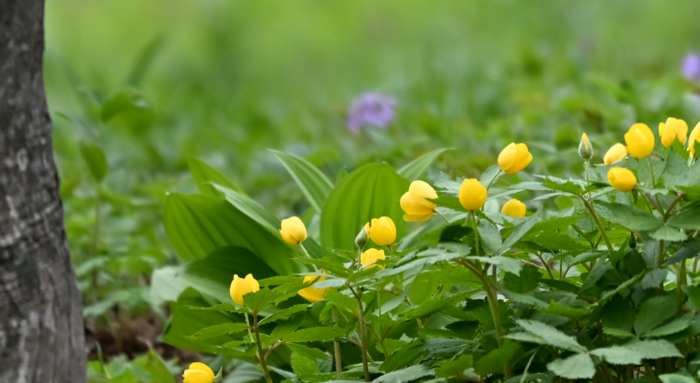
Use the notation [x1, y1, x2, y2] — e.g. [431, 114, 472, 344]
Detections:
[188, 363, 215, 380]
[409, 180, 438, 199]
[400, 191, 436, 216]
[603, 143, 627, 165]
[458, 179, 487, 211]
[183, 369, 214, 383]
[403, 213, 435, 222]
[624, 123, 654, 158]
[607, 167, 637, 192]
[280, 217, 307, 245]
[501, 199, 526, 218]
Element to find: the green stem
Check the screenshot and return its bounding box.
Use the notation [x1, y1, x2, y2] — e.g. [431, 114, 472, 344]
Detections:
[486, 169, 503, 191]
[579, 196, 614, 253]
[470, 212, 480, 257]
[244, 313, 254, 343]
[648, 157, 657, 189]
[253, 313, 273, 383]
[299, 243, 319, 271]
[435, 209, 450, 224]
[332, 309, 342, 378]
[348, 284, 370, 382]
[657, 240, 665, 269]
[679, 259, 687, 305]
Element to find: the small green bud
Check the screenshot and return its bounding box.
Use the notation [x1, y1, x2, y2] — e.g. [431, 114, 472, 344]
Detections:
[355, 227, 368, 249]
[578, 133, 593, 161]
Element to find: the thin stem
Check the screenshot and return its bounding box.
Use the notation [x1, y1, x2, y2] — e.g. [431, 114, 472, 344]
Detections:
[519, 348, 539, 383]
[648, 157, 657, 189]
[300, 243, 319, 271]
[579, 196, 614, 253]
[643, 193, 664, 215]
[663, 193, 685, 220]
[657, 240, 665, 269]
[679, 260, 687, 306]
[486, 169, 503, 190]
[253, 313, 273, 383]
[470, 212, 480, 257]
[348, 284, 370, 382]
[332, 309, 342, 378]
[244, 313, 254, 343]
[435, 209, 450, 224]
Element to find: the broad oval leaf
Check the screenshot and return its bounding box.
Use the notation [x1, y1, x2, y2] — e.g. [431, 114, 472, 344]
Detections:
[397, 148, 452, 182]
[188, 156, 246, 197]
[321, 163, 409, 251]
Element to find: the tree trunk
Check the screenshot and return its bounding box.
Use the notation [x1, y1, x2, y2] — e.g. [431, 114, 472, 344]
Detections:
[0, 1, 86, 382]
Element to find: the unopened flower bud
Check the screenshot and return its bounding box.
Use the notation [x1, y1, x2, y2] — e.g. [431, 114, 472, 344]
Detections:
[355, 226, 368, 249]
[578, 133, 593, 161]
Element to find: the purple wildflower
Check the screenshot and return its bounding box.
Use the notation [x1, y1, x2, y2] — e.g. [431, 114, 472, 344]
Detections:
[682, 52, 700, 83]
[346, 92, 397, 132]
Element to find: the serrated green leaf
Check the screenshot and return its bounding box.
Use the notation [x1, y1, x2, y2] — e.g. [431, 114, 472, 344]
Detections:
[499, 215, 538, 253]
[659, 374, 696, 383]
[667, 205, 700, 230]
[291, 353, 320, 377]
[547, 353, 595, 380]
[243, 288, 277, 313]
[663, 238, 700, 267]
[286, 343, 330, 361]
[323, 290, 357, 315]
[594, 201, 662, 231]
[259, 304, 309, 325]
[474, 340, 520, 376]
[189, 322, 250, 340]
[634, 295, 680, 336]
[478, 220, 502, 255]
[283, 327, 345, 343]
[435, 354, 473, 378]
[401, 291, 475, 320]
[644, 315, 692, 338]
[374, 364, 434, 383]
[504, 264, 540, 293]
[651, 226, 688, 242]
[516, 319, 586, 352]
[467, 256, 522, 275]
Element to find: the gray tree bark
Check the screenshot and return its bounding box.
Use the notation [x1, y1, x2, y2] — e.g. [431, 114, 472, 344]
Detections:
[0, 1, 86, 382]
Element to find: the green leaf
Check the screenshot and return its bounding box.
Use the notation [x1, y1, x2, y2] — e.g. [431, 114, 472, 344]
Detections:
[634, 295, 680, 336]
[594, 201, 662, 231]
[374, 365, 434, 383]
[547, 353, 595, 380]
[499, 216, 538, 253]
[163, 193, 299, 274]
[664, 238, 700, 266]
[683, 285, 700, 310]
[180, 247, 277, 303]
[467, 256, 522, 275]
[286, 343, 330, 361]
[435, 354, 473, 378]
[243, 288, 278, 313]
[211, 185, 280, 233]
[651, 226, 688, 242]
[291, 353, 320, 377]
[187, 157, 245, 197]
[601, 295, 635, 332]
[162, 288, 240, 353]
[504, 264, 540, 294]
[515, 319, 586, 352]
[321, 163, 409, 251]
[100, 88, 153, 122]
[270, 150, 333, 212]
[659, 374, 696, 383]
[270, 315, 304, 343]
[644, 315, 692, 338]
[283, 326, 345, 343]
[478, 220, 502, 255]
[189, 322, 250, 340]
[398, 148, 452, 182]
[474, 340, 520, 376]
[323, 290, 357, 315]
[131, 350, 176, 383]
[259, 304, 309, 325]
[79, 142, 108, 182]
[479, 164, 504, 189]
[590, 339, 682, 365]
[400, 291, 476, 320]
[667, 205, 700, 230]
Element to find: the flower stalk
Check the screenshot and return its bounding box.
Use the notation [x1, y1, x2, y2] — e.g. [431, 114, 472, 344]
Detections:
[252, 312, 273, 383]
[348, 284, 370, 382]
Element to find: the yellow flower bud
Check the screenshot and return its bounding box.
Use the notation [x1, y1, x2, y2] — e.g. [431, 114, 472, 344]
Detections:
[624, 123, 654, 158]
[498, 143, 533, 174]
[280, 217, 307, 245]
[230, 274, 260, 305]
[607, 167, 637, 192]
[501, 199, 526, 218]
[298, 273, 330, 302]
[688, 122, 700, 157]
[364, 217, 396, 246]
[458, 178, 487, 211]
[361, 248, 386, 269]
[400, 180, 438, 222]
[578, 133, 593, 161]
[603, 143, 627, 165]
[183, 363, 215, 383]
[659, 118, 688, 148]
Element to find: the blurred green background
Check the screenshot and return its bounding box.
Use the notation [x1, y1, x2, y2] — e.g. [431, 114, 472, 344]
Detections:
[43, 0, 700, 366]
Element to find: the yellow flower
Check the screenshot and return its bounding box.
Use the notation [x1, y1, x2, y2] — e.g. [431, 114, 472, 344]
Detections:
[280, 217, 307, 245]
[624, 123, 655, 158]
[578, 133, 593, 160]
[183, 363, 215, 383]
[458, 179, 487, 211]
[501, 199, 526, 218]
[607, 167, 637, 192]
[688, 122, 700, 157]
[400, 180, 438, 222]
[361, 248, 386, 269]
[230, 274, 260, 305]
[298, 274, 330, 302]
[659, 118, 688, 148]
[364, 217, 396, 246]
[603, 143, 627, 165]
[498, 143, 533, 174]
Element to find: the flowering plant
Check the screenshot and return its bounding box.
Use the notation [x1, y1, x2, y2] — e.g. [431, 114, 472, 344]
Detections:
[154, 119, 700, 382]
